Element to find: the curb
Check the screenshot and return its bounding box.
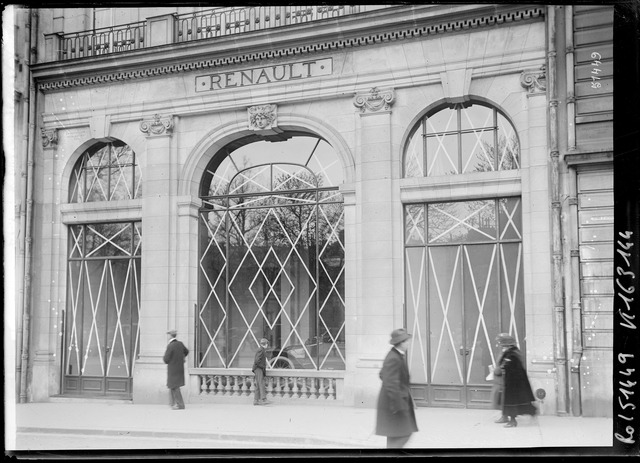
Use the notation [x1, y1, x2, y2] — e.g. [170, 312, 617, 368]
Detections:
[16, 426, 378, 449]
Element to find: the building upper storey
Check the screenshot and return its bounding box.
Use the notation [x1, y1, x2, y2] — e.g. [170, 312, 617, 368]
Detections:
[39, 6, 392, 63]
[29, 4, 547, 100]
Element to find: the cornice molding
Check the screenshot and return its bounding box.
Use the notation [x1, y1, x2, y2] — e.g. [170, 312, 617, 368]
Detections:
[35, 5, 544, 92]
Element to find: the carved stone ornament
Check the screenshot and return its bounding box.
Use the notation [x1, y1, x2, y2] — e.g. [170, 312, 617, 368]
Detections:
[140, 113, 174, 135]
[353, 87, 395, 113]
[248, 104, 277, 131]
[520, 66, 547, 93]
[41, 128, 58, 148]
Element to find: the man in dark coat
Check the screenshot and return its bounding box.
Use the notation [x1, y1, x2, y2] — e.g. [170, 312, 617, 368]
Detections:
[252, 338, 271, 406]
[163, 329, 189, 410]
[495, 333, 537, 427]
[375, 328, 418, 448]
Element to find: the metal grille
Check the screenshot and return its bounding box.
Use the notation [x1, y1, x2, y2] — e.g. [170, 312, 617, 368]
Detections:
[69, 142, 141, 203]
[198, 137, 345, 370]
[405, 198, 524, 388]
[404, 103, 520, 178]
[65, 222, 141, 385]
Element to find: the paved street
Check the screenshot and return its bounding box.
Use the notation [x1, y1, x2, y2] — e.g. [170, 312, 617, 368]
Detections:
[7, 400, 615, 455]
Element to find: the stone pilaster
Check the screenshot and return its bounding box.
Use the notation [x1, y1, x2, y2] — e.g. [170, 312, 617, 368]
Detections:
[30, 127, 61, 401]
[349, 87, 397, 407]
[133, 113, 176, 404]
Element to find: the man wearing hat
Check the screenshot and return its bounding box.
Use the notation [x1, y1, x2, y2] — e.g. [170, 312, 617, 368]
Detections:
[252, 337, 271, 406]
[375, 328, 418, 448]
[163, 329, 189, 410]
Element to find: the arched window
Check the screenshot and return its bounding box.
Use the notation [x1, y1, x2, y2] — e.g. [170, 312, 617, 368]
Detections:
[69, 141, 141, 202]
[198, 135, 345, 371]
[404, 102, 520, 178]
[63, 139, 142, 396]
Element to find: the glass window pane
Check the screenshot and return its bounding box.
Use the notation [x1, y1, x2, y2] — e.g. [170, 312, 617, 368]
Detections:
[133, 165, 142, 199]
[86, 145, 110, 167]
[85, 223, 132, 257]
[112, 144, 134, 166]
[198, 211, 227, 368]
[461, 130, 495, 173]
[405, 247, 428, 383]
[405, 204, 425, 245]
[318, 190, 343, 204]
[69, 225, 84, 258]
[497, 114, 520, 170]
[273, 164, 317, 191]
[65, 261, 83, 376]
[85, 166, 109, 202]
[106, 259, 132, 377]
[65, 222, 141, 384]
[426, 108, 458, 133]
[426, 134, 458, 176]
[82, 260, 107, 376]
[404, 104, 520, 179]
[405, 129, 424, 178]
[500, 242, 525, 346]
[206, 157, 236, 197]
[318, 202, 345, 370]
[498, 198, 522, 240]
[428, 246, 463, 384]
[428, 200, 496, 244]
[463, 243, 499, 384]
[133, 223, 142, 256]
[109, 165, 134, 201]
[229, 165, 271, 195]
[69, 167, 85, 203]
[306, 139, 343, 187]
[461, 104, 493, 131]
[70, 142, 139, 203]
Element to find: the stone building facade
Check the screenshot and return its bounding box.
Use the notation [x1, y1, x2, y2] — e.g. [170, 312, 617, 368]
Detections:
[10, 4, 613, 417]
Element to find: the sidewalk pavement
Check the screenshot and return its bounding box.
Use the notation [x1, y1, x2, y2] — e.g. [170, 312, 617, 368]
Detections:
[7, 399, 613, 452]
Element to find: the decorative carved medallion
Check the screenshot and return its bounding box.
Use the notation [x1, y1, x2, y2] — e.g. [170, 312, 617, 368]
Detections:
[41, 128, 58, 148]
[140, 113, 174, 135]
[520, 66, 546, 93]
[248, 104, 277, 131]
[353, 87, 395, 113]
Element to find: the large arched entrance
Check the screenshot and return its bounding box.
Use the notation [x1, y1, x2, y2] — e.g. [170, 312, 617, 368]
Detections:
[196, 134, 346, 371]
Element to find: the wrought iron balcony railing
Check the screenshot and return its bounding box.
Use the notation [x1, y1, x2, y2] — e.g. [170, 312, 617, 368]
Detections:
[44, 5, 383, 62]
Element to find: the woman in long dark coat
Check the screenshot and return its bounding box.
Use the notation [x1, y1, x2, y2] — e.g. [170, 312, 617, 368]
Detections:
[375, 328, 418, 448]
[494, 333, 537, 427]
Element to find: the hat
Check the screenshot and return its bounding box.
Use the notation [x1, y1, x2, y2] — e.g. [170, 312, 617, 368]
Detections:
[259, 338, 269, 345]
[167, 329, 177, 336]
[496, 333, 516, 347]
[389, 328, 412, 345]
